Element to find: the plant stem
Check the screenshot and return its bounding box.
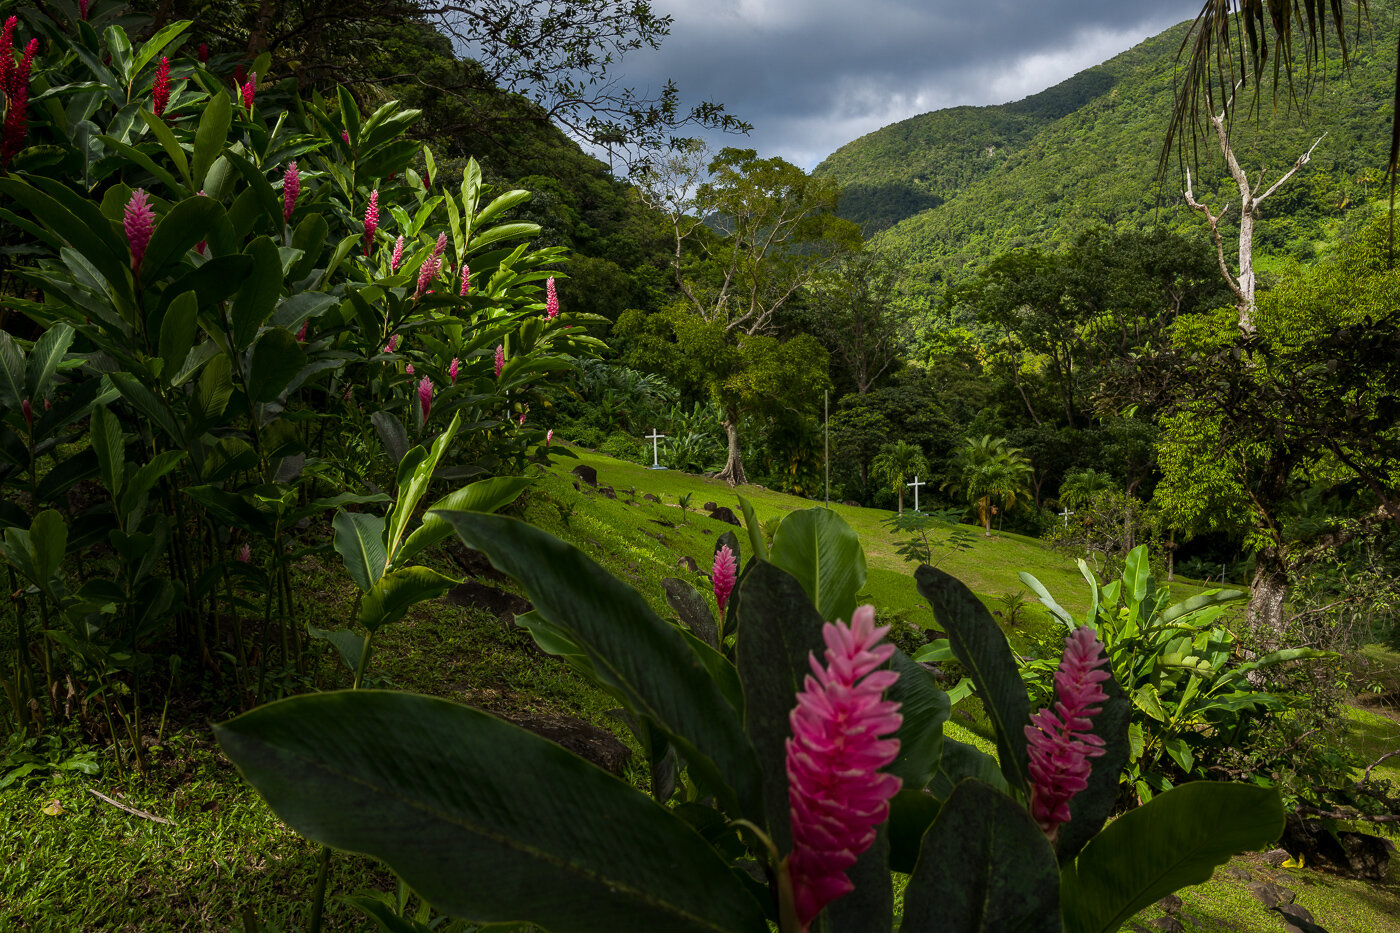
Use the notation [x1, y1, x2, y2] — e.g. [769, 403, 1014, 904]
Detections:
[307, 845, 332, 933]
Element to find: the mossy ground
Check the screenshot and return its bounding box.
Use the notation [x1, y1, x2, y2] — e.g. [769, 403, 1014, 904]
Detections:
[2, 445, 1395, 930]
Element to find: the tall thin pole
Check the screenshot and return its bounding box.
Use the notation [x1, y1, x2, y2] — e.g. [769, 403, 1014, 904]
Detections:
[824, 390, 829, 508]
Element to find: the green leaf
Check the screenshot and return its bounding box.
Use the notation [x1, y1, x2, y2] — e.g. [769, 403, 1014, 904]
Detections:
[157, 290, 199, 381]
[888, 788, 942, 874]
[926, 738, 1008, 802]
[246, 328, 306, 403]
[29, 510, 68, 581]
[1018, 570, 1076, 629]
[130, 19, 191, 82]
[90, 405, 124, 495]
[139, 110, 192, 189]
[1159, 588, 1248, 625]
[902, 779, 1061, 933]
[358, 566, 458, 632]
[193, 93, 231, 188]
[0, 331, 25, 411]
[333, 510, 387, 593]
[306, 624, 367, 674]
[886, 649, 949, 789]
[1060, 783, 1284, 933]
[216, 691, 769, 933]
[25, 323, 75, 405]
[735, 494, 768, 562]
[392, 470, 527, 571]
[432, 511, 763, 821]
[733, 560, 827, 854]
[660, 577, 719, 650]
[916, 564, 1032, 798]
[768, 508, 867, 624]
[0, 178, 129, 291]
[386, 413, 462, 562]
[141, 195, 225, 285]
[231, 236, 284, 350]
[824, 825, 892, 933]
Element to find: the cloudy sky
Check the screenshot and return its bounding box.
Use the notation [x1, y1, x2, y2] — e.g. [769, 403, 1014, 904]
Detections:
[612, 0, 1204, 169]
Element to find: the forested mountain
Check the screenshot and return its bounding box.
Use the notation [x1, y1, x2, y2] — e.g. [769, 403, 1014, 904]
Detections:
[814, 13, 1396, 288]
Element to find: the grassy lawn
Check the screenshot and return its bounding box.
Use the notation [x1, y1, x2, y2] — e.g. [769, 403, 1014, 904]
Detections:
[1, 445, 1395, 931]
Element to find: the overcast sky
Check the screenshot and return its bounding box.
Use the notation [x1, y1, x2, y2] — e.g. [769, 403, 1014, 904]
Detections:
[613, 0, 1204, 170]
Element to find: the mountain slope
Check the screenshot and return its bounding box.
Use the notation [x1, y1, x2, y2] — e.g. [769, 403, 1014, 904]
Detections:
[816, 15, 1395, 286]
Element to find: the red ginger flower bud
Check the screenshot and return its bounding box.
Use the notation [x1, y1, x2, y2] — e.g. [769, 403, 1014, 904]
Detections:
[240, 73, 255, 111]
[341, 130, 350, 144]
[414, 232, 447, 298]
[1024, 626, 1110, 840]
[417, 375, 433, 424]
[197, 43, 209, 64]
[712, 544, 736, 613]
[362, 190, 379, 256]
[152, 56, 170, 117]
[448, 357, 460, 384]
[546, 428, 553, 446]
[79, 0, 89, 21]
[391, 235, 404, 273]
[459, 263, 470, 296]
[494, 344, 504, 379]
[2, 35, 37, 171]
[282, 161, 300, 223]
[2, 17, 18, 99]
[21, 398, 33, 432]
[785, 605, 902, 930]
[124, 189, 155, 272]
[384, 334, 399, 354]
[545, 275, 559, 319]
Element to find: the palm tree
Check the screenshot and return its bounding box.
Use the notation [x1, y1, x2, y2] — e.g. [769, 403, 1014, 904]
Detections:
[870, 441, 930, 516]
[1057, 468, 1116, 512]
[943, 435, 1033, 536]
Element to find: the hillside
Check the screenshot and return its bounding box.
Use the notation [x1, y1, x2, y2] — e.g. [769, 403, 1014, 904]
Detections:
[815, 12, 1396, 287]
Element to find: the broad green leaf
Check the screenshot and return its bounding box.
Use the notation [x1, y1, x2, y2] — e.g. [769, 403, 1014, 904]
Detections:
[926, 738, 1008, 802]
[660, 577, 719, 650]
[231, 236, 284, 350]
[216, 691, 769, 933]
[306, 624, 367, 674]
[902, 779, 1061, 933]
[90, 405, 124, 495]
[139, 110, 192, 189]
[1121, 545, 1150, 609]
[1061, 783, 1284, 933]
[768, 508, 866, 624]
[246, 328, 306, 403]
[141, 195, 225, 285]
[193, 93, 231, 188]
[886, 649, 949, 789]
[888, 788, 942, 874]
[129, 19, 191, 82]
[157, 290, 199, 381]
[386, 413, 462, 561]
[0, 331, 25, 410]
[0, 178, 129, 291]
[735, 493, 768, 562]
[25, 323, 75, 405]
[1018, 570, 1076, 629]
[734, 560, 827, 854]
[393, 471, 529, 571]
[824, 825, 892, 933]
[1159, 588, 1248, 625]
[333, 510, 387, 592]
[916, 564, 1032, 797]
[358, 566, 458, 632]
[29, 510, 68, 581]
[433, 510, 763, 821]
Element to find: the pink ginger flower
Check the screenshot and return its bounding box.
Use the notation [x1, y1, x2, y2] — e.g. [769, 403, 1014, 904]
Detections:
[240, 73, 256, 111]
[448, 357, 460, 384]
[414, 232, 447, 299]
[1024, 626, 1110, 841]
[152, 57, 170, 117]
[459, 263, 470, 296]
[417, 375, 433, 423]
[341, 130, 350, 144]
[362, 190, 379, 256]
[405, 363, 414, 375]
[282, 161, 300, 223]
[237, 543, 251, 563]
[785, 605, 902, 930]
[383, 334, 399, 354]
[518, 411, 526, 427]
[712, 544, 737, 613]
[2, 35, 37, 171]
[390, 235, 405, 273]
[197, 43, 209, 64]
[124, 189, 155, 272]
[545, 276, 559, 319]
[21, 398, 33, 432]
[79, 0, 89, 21]
[494, 344, 504, 379]
[546, 428, 553, 447]
[1, 18, 16, 99]
[296, 320, 308, 343]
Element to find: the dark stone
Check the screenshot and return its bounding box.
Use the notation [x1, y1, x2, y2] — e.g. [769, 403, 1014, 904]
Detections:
[843, 500, 860, 507]
[702, 501, 718, 512]
[1262, 848, 1292, 867]
[1276, 904, 1316, 925]
[446, 540, 511, 584]
[444, 580, 532, 624]
[598, 485, 616, 499]
[675, 555, 699, 573]
[1246, 881, 1294, 909]
[1280, 817, 1393, 880]
[1221, 867, 1254, 881]
[1146, 918, 1184, 933]
[1155, 895, 1183, 915]
[708, 505, 742, 526]
[649, 519, 674, 528]
[497, 709, 631, 776]
[642, 493, 660, 502]
[570, 464, 597, 486]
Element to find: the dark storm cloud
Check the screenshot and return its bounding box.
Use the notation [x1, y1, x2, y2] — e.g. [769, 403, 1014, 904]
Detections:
[618, 0, 1204, 168]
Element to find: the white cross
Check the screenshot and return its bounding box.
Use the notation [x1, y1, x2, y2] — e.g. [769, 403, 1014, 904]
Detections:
[906, 475, 925, 512]
[1059, 507, 1074, 526]
[646, 428, 666, 469]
